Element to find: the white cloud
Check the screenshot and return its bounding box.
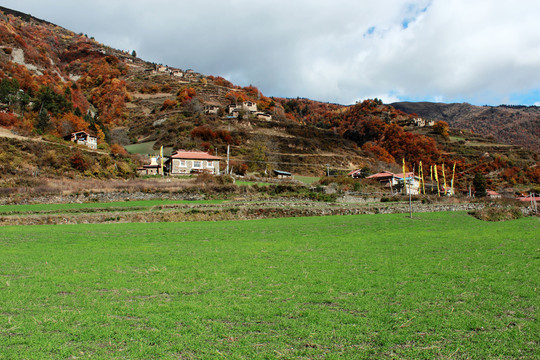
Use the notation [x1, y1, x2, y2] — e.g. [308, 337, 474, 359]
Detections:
[3, 0, 540, 105]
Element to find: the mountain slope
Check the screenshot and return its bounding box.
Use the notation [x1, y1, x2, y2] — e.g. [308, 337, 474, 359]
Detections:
[0, 6, 538, 190]
[391, 102, 540, 151]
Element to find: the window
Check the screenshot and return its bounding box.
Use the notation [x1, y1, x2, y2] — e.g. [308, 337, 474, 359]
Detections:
[193, 161, 202, 169]
[206, 161, 214, 168]
[179, 160, 186, 167]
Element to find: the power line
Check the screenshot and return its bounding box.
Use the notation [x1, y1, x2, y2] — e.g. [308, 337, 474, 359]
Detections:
[227, 158, 350, 169]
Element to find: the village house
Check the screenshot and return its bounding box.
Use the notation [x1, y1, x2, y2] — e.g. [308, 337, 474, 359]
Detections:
[486, 190, 502, 199]
[157, 65, 169, 73]
[411, 117, 435, 127]
[366, 171, 421, 195]
[204, 105, 220, 115]
[165, 150, 221, 175]
[64, 131, 97, 150]
[226, 101, 272, 120]
[227, 101, 257, 116]
[256, 112, 273, 121]
[348, 168, 368, 178]
[170, 70, 184, 78]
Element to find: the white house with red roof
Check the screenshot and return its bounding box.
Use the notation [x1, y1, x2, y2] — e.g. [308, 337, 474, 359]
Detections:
[166, 150, 221, 175]
[486, 190, 501, 199]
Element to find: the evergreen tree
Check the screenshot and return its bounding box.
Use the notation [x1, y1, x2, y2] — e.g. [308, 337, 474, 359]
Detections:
[473, 173, 487, 197]
[36, 110, 51, 134]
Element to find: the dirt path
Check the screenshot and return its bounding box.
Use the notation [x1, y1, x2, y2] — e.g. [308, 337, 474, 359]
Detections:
[0, 127, 31, 140]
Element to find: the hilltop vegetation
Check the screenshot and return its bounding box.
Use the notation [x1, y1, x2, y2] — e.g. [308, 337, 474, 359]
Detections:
[0, 6, 538, 192]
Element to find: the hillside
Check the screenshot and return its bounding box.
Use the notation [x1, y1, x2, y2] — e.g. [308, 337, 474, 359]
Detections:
[391, 102, 540, 151]
[0, 6, 538, 192]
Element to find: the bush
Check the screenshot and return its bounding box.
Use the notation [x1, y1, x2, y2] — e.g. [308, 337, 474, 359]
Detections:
[110, 144, 128, 157]
[69, 151, 92, 171]
[161, 99, 177, 110]
[307, 191, 337, 202]
[0, 112, 18, 127]
[317, 176, 357, 191]
[470, 206, 523, 222]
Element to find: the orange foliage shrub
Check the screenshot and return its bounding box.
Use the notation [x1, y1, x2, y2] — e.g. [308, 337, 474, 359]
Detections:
[190, 125, 216, 140]
[110, 143, 128, 157]
[190, 126, 233, 144]
[177, 87, 196, 103]
[0, 112, 18, 127]
[200, 141, 212, 151]
[161, 99, 177, 110]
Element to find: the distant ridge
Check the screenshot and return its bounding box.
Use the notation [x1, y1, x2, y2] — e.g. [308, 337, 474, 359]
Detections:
[0, 6, 55, 26]
[391, 101, 540, 151]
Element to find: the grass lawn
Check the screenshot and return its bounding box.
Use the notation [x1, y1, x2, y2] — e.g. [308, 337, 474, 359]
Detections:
[124, 142, 174, 156]
[0, 212, 538, 359]
[295, 175, 320, 185]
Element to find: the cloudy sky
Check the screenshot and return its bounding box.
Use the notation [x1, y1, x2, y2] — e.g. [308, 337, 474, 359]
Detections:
[3, 0, 540, 106]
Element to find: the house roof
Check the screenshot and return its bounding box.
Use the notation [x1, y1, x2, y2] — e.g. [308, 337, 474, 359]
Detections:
[73, 130, 96, 137]
[366, 171, 395, 179]
[273, 169, 292, 176]
[486, 190, 500, 196]
[517, 195, 539, 202]
[366, 171, 418, 182]
[393, 172, 416, 180]
[170, 150, 221, 160]
[63, 130, 96, 140]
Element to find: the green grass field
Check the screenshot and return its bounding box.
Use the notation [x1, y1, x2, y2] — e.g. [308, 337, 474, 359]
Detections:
[124, 142, 174, 156]
[0, 200, 224, 215]
[0, 212, 538, 359]
[294, 175, 320, 185]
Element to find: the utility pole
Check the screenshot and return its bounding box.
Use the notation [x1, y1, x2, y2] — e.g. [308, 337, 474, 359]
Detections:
[226, 145, 230, 175]
[408, 172, 413, 219]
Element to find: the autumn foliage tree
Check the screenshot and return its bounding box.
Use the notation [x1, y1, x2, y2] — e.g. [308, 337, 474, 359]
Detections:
[54, 113, 89, 136]
[433, 120, 449, 138]
[177, 87, 196, 103]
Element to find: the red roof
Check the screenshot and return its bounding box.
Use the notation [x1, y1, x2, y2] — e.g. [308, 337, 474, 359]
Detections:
[170, 150, 221, 160]
[366, 171, 395, 179]
[517, 195, 539, 202]
[393, 172, 415, 179]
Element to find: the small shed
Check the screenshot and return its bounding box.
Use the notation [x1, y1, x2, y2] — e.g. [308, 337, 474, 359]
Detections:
[273, 170, 292, 179]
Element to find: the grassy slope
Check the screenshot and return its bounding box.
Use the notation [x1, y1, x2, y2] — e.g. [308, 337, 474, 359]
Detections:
[0, 213, 538, 359]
